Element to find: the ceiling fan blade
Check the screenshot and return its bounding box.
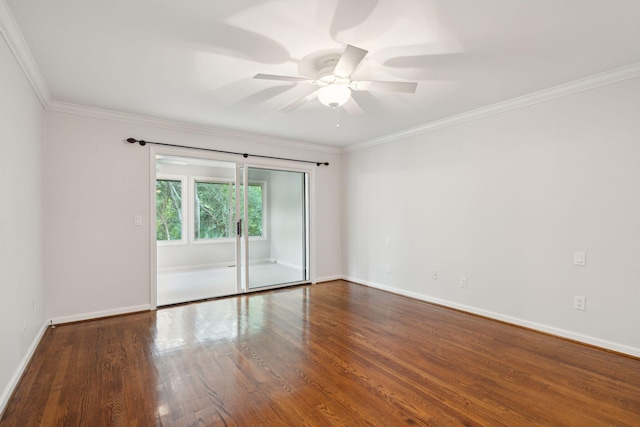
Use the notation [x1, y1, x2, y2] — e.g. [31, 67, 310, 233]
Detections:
[352, 80, 417, 93]
[328, 0, 379, 42]
[280, 92, 318, 113]
[342, 97, 364, 116]
[333, 44, 368, 78]
[253, 74, 313, 82]
[234, 85, 295, 108]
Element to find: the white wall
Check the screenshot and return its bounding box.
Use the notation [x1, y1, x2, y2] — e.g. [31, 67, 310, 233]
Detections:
[342, 76, 640, 356]
[44, 111, 342, 323]
[0, 34, 47, 412]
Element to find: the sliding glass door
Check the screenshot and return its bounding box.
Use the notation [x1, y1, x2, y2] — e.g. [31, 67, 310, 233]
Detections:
[155, 155, 309, 306]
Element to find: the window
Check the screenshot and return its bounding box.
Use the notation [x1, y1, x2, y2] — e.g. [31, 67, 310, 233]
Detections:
[195, 182, 233, 239]
[156, 179, 184, 241]
[195, 181, 264, 240]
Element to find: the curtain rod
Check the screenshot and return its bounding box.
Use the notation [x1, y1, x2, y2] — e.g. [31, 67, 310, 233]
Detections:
[126, 138, 330, 166]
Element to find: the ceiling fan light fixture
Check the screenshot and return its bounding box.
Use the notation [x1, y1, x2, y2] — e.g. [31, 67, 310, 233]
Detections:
[317, 84, 351, 108]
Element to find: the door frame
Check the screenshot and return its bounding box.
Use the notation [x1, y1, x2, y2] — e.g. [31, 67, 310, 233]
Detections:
[149, 145, 316, 309]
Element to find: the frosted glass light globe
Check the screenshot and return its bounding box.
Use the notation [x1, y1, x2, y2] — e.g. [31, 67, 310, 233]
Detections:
[317, 84, 351, 107]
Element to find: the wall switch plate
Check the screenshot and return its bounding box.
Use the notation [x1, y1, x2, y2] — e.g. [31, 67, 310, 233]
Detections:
[460, 277, 467, 288]
[432, 270, 438, 280]
[385, 264, 391, 274]
[574, 295, 586, 311]
[574, 251, 586, 266]
[134, 215, 143, 226]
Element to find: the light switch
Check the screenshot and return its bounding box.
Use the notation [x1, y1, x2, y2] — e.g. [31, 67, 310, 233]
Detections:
[574, 251, 586, 266]
[134, 215, 143, 227]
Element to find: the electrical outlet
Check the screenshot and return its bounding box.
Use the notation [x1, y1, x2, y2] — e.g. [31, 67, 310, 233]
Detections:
[385, 264, 391, 274]
[574, 295, 586, 311]
[460, 276, 468, 288]
[432, 270, 438, 280]
[574, 251, 586, 266]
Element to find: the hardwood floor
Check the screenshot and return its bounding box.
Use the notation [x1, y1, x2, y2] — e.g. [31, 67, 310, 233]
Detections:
[2, 280, 639, 426]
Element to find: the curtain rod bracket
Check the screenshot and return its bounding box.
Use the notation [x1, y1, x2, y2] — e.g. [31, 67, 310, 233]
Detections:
[127, 137, 147, 146]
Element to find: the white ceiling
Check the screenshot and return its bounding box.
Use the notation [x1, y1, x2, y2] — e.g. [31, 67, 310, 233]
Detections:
[5, 0, 640, 148]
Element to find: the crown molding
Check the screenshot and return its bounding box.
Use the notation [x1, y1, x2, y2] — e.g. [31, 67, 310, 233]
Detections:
[0, 0, 51, 107]
[4, 0, 639, 156]
[343, 61, 640, 153]
[48, 100, 341, 154]
[1, 0, 338, 155]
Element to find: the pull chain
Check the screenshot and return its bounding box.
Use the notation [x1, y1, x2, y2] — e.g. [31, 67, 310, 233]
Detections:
[335, 105, 340, 128]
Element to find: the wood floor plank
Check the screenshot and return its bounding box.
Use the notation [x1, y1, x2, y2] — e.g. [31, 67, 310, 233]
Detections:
[2, 280, 639, 426]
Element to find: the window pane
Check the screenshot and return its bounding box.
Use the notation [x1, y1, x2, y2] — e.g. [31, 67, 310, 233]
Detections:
[195, 182, 263, 240]
[156, 180, 182, 241]
[195, 182, 232, 239]
[247, 185, 263, 237]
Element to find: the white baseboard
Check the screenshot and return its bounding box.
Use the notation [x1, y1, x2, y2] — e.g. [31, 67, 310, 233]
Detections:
[50, 304, 151, 326]
[314, 275, 343, 284]
[0, 320, 49, 417]
[158, 261, 235, 272]
[342, 276, 640, 358]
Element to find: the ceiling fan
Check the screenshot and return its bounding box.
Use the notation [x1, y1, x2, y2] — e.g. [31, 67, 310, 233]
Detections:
[253, 44, 418, 114]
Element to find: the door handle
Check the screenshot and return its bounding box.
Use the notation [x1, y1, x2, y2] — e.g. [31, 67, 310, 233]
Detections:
[237, 219, 242, 237]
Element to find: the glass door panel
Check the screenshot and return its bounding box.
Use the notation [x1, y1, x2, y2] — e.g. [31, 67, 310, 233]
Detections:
[155, 155, 239, 306]
[247, 167, 309, 290]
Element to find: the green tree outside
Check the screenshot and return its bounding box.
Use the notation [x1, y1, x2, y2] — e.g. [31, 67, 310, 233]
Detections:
[156, 180, 182, 240]
[157, 180, 263, 241]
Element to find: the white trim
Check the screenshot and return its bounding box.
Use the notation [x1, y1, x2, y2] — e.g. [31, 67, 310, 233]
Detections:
[2, 0, 639, 153]
[307, 169, 315, 285]
[49, 101, 340, 154]
[314, 275, 342, 284]
[0, 320, 49, 416]
[149, 149, 158, 309]
[4, 0, 639, 155]
[0, 0, 335, 153]
[0, 0, 51, 107]
[343, 61, 640, 153]
[47, 63, 640, 155]
[49, 304, 151, 326]
[343, 276, 640, 358]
